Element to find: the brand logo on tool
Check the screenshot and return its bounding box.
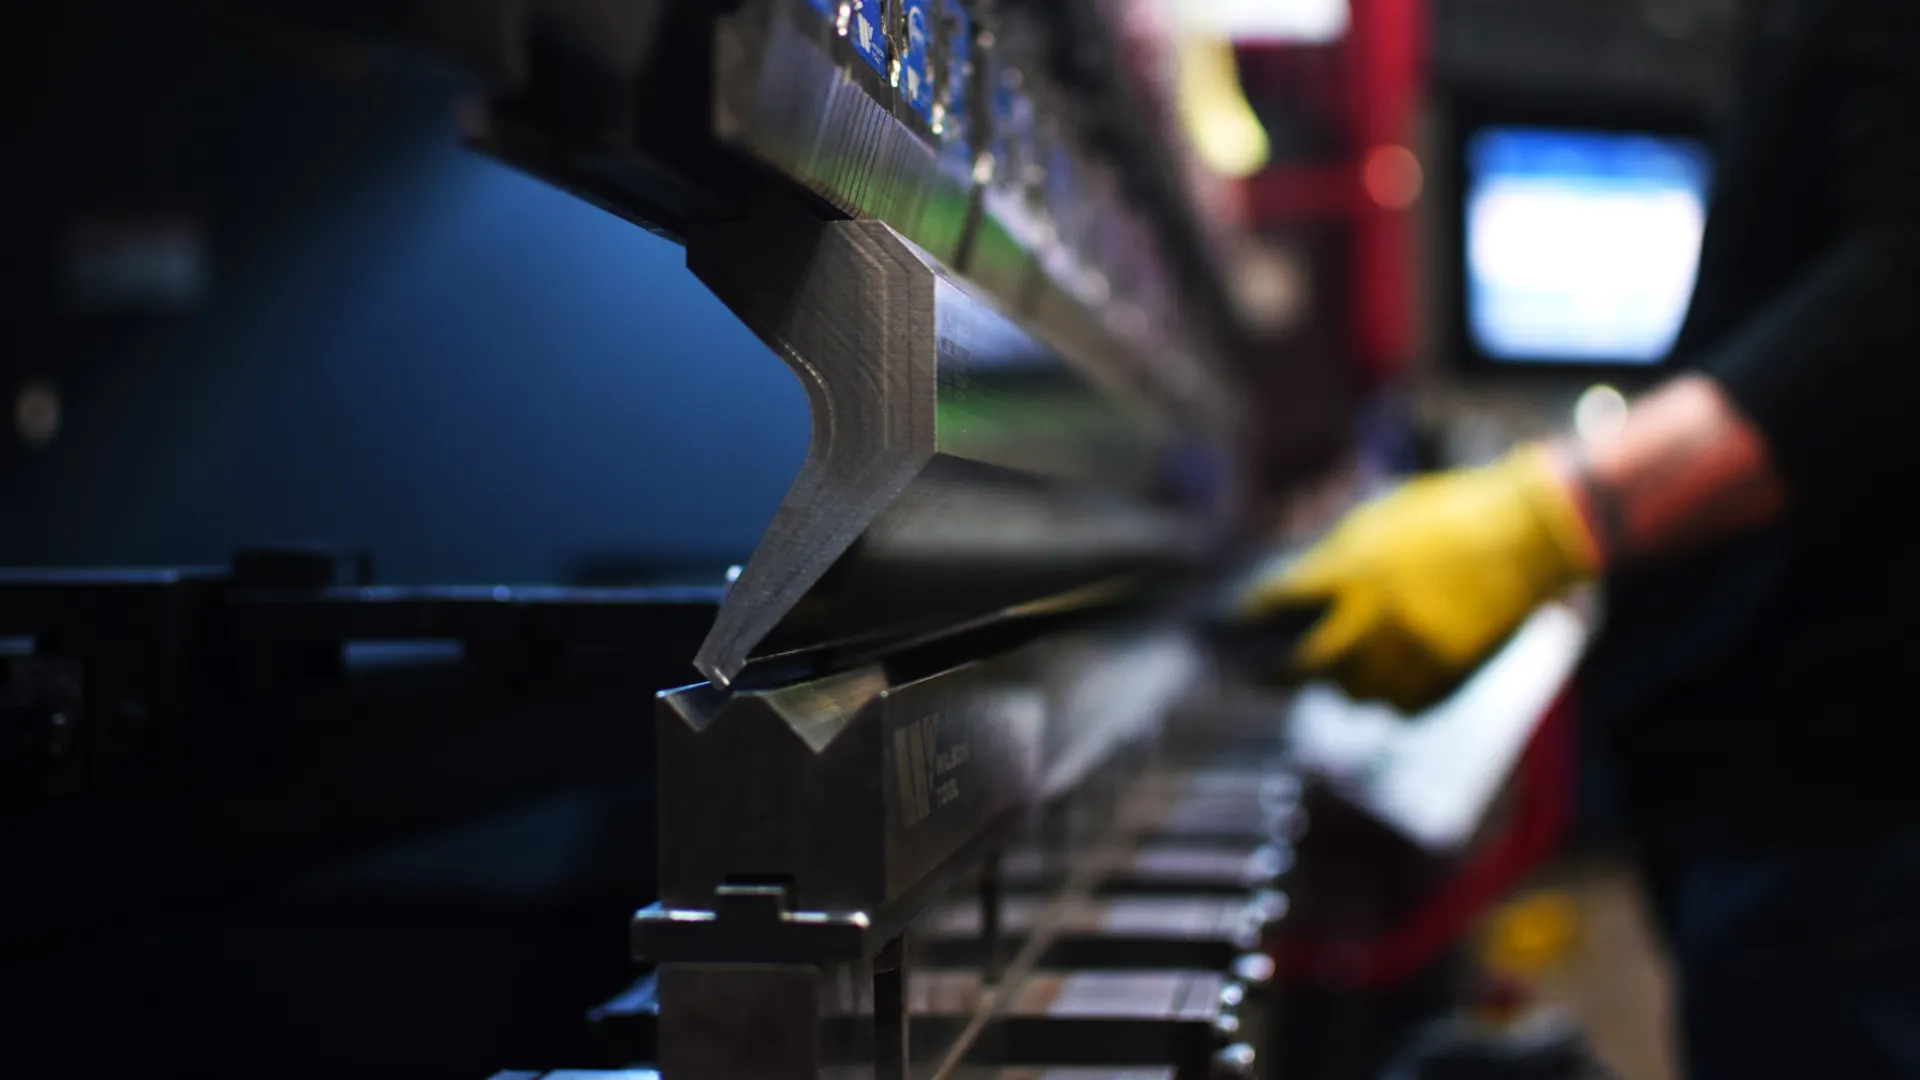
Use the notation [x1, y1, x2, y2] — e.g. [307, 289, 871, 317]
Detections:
[896, 713, 967, 828]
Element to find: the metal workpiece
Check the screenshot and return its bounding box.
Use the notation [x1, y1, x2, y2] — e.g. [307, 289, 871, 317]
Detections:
[645, 647, 1045, 958]
[687, 213, 1210, 689]
[1034, 630, 1204, 800]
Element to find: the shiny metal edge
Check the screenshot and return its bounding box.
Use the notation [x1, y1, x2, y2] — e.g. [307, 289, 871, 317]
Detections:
[712, 0, 1241, 444]
[688, 215, 1200, 688]
[686, 215, 940, 688]
[716, 0, 972, 267]
[652, 647, 1043, 929]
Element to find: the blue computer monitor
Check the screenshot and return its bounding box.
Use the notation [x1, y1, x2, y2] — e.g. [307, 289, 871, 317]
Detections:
[1463, 125, 1713, 366]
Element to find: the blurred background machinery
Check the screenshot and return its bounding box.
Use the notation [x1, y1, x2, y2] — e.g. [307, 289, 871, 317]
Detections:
[3, 1, 1727, 1078]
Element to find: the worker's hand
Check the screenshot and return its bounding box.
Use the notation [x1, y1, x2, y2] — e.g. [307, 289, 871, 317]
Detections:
[1239, 445, 1599, 713]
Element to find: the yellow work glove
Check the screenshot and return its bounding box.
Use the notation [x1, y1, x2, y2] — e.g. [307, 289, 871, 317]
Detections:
[1241, 445, 1599, 713]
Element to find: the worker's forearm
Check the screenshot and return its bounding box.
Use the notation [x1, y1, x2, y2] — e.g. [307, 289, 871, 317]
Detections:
[1548, 375, 1788, 569]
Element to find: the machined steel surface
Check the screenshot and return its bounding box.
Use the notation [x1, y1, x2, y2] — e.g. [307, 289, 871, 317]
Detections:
[712, 0, 975, 271]
[918, 894, 1272, 971]
[1034, 631, 1202, 800]
[644, 646, 1045, 958]
[709, 0, 1241, 434]
[620, 690, 1297, 1080]
[607, 963, 1244, 1079]
[999, 843, 1291, 899]
[911, 968, 1239, 1078]
[689, 214, 1212, 689]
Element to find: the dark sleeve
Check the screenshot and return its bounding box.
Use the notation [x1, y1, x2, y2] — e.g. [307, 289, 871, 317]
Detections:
[1695, 1, 1920, 509]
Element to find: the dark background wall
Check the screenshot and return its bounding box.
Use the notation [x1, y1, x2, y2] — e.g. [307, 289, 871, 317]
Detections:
[3, 3, 807, 585]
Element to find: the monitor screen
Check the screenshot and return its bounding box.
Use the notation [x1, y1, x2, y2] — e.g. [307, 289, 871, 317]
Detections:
[1464, 125, 1713, 365]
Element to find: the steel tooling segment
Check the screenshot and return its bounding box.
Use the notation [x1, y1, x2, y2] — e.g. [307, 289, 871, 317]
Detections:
[879, 660, 1044, 898]
[688, 216, 1197, 689]
[1036, 631, 1202, 799]
[714, 0, 970, 268]
[711, 0, 1237, 445]
[652, 652, 1041, 928]
[928, 273, 1157, 486]
[686, 214, 935, 689]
